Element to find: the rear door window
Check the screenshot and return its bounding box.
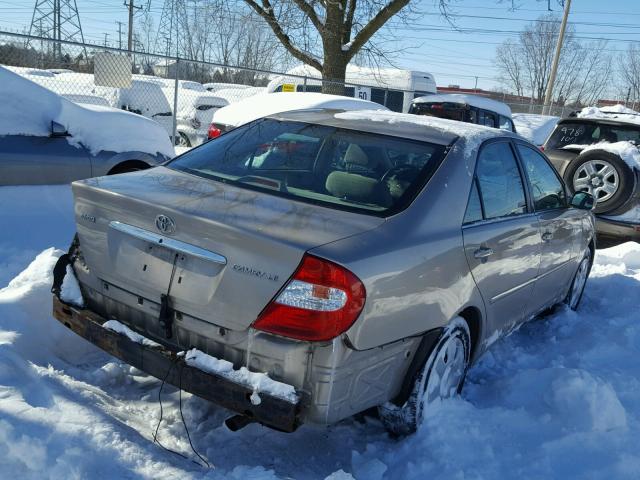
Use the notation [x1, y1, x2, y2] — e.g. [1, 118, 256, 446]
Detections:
[475, 142, 527, 219]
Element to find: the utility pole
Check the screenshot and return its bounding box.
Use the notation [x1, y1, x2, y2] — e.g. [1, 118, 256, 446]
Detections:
[124, 0, 143, 53]
[103, 32, 109, 47]
[28, 0, 87, 60]
[543, 0, 571, 115]
[116, 21, 125, 50]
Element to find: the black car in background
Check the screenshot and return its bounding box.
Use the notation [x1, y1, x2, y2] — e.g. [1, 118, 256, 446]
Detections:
[543, 115, 640, 244]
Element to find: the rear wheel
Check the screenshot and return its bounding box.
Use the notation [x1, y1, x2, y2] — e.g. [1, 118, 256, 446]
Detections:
[175, 132, 191, 148]
[564, 150, 634, 214]
[378, 317, 470, 436]
[565, 250, 592, 310]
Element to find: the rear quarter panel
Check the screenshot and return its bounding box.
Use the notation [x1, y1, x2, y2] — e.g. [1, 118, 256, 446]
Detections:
[311, 138, 488, 351]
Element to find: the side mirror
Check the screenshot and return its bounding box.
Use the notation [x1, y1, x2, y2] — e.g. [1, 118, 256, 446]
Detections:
[570, 191, 595, 210]
[50, 121, 69, 137]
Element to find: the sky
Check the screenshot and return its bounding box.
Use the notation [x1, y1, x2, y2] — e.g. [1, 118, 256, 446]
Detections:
[0, 0, 638, 94]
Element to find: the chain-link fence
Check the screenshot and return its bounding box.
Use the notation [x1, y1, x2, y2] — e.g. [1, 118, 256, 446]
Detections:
[1, 30, 624, 150]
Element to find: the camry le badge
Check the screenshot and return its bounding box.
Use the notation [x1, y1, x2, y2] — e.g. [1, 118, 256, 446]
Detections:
[155, 214, 176, 234]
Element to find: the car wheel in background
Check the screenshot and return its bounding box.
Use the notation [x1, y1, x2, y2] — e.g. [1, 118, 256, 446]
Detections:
[175, 132, 192, 148]
[378, 317, 470, 436]
[565, 250, 593, 310]
[563, 150, 634, 214]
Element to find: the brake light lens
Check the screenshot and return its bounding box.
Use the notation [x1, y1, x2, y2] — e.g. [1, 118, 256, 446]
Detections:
[253, 254, 366, 341]
[208, 123, 222, 139]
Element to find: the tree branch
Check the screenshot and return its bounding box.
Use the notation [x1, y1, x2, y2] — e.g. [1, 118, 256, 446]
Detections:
[344, 0, 357, 43]
[290, 0, 324, 33]
[242, 0, 323, 71]
[345, 0, 410, 60]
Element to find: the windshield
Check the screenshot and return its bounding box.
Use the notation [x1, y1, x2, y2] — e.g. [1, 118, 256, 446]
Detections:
[168, 119, 446, 215]
[547, 122, 640, 149]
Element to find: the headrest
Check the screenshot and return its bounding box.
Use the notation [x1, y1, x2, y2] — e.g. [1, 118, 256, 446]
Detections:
[344, 144, 369, 166]
[325, 171, 392, 208]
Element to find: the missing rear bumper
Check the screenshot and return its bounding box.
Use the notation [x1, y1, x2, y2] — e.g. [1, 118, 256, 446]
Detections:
[52, 294, 301, 432]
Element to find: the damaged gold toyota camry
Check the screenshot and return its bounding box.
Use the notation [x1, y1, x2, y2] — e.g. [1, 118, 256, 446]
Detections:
[51, 109, 596, 435]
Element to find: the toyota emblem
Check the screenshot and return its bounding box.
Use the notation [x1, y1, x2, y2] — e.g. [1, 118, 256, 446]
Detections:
[155, 214, 176, 234]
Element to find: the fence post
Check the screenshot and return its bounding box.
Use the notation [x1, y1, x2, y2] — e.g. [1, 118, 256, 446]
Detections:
[303, 76, 307, 92]
[172, 57, 179, 147]
[383, 88, 389, 108]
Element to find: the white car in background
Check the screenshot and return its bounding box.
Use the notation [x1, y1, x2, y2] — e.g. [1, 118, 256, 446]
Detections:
[206, 92, 389, 139]
[512, 113, 560, 146]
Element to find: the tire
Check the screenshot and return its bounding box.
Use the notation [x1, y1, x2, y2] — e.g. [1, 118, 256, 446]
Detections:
[175, 132, 191, 148]
[565, 250, 593, 310]
[107, 161, 150, 175]
[378, 317, 471, 436]
[563, 150, 634, 215]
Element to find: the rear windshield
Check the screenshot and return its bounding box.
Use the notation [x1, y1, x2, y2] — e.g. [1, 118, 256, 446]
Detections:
[547, 122, 640, 149]
[168, 119, 447, 215]
[410, 102, 467, 122]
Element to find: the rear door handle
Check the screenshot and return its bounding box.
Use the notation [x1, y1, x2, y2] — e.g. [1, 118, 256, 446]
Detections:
[474, 247, 494, 259]
[542, 231, 554, 242]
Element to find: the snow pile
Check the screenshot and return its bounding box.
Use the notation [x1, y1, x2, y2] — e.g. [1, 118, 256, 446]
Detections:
[577, 104, 640, 126]
[183, 348, 299, 404]
[102, 320, 161, 348]
[512, 113, 559, 145]
[0, 66, 174, 157]
[60, 264, 84, 307]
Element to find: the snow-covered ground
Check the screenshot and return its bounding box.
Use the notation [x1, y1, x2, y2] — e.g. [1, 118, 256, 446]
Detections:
[1, 184, 640, 479]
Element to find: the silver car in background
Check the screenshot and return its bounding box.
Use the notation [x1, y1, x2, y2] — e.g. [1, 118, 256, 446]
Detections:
[52, 109, 596, 435]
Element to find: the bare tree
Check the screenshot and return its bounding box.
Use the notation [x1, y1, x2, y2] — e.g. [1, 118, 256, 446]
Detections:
[619, 45, 640, 108]
[495, 14, 611, 106]
[240, 0, 427, 92]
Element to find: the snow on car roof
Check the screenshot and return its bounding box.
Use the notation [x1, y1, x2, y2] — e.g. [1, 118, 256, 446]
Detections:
[0, 66, 174, 157]
[212, 92, 388, 127]
[577, 104, 640, 126]
[412, 93, 513, 118]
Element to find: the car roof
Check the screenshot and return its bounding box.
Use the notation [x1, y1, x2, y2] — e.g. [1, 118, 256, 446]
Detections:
[266, 108, 515, 145]
[412, 93, 513, 118]
[558, 117, 640, 129]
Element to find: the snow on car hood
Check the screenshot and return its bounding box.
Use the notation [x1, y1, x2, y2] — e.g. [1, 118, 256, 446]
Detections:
[212, 92, 388, 127]
[0, 66, 174, 157]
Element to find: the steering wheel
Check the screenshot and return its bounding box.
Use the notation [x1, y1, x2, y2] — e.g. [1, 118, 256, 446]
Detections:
[381, 164, 420, 183]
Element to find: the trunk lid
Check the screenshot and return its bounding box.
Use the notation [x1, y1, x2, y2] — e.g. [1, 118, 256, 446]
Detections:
[72, 167, 383, 331]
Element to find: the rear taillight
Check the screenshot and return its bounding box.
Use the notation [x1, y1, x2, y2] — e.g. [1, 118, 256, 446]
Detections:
[208, 123, 222, 139]
[253, 254, 366, 342]
[539, 145, 545, 151]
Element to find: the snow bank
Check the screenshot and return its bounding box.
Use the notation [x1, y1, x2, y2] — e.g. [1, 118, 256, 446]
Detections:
[0, 66, 174, 157]
[577, 104, 640, 126]
[183, 348, 299, 404]
[512, 113, 559, 145]
[102, 320, 161, 348]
